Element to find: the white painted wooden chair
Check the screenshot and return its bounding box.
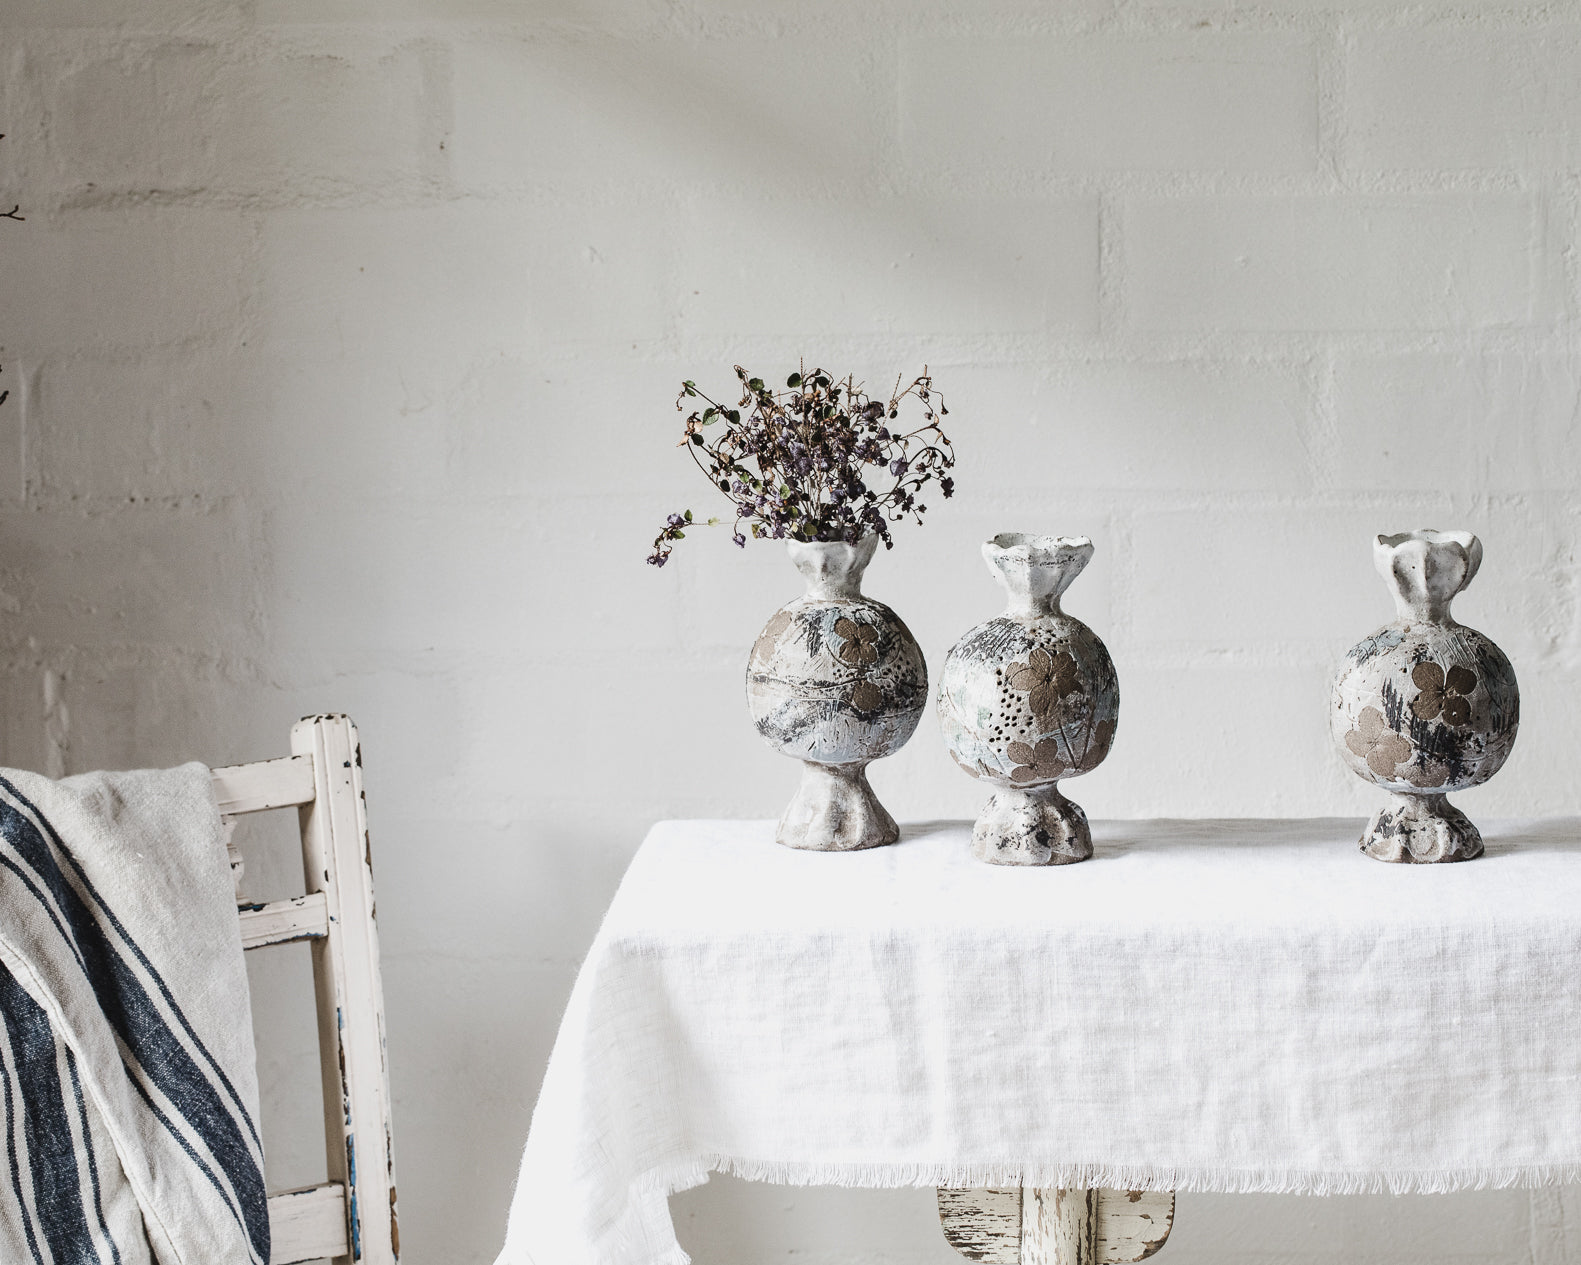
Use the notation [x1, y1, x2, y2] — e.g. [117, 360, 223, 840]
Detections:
[212, 713, 400, 1265]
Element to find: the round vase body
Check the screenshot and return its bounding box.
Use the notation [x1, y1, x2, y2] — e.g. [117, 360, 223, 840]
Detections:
[747, 536, 927, 851]
[1331, 530, 1519, 863]
[938, 534, 1118, 865]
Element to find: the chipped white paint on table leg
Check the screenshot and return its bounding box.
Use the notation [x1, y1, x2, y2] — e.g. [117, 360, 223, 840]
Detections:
[938, 1187, 1023, 1263]
[1023, 1188, 1100, 1265]
[939, 1186, 1175, 1264]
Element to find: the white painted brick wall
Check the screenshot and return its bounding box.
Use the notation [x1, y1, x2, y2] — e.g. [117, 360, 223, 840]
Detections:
[1347, 27, 1581, 171]
[0, 209, 255, 349]
[900, 34, 1320, 174]
[1126, 195, 1552, 331]
[2, 2, 1580, 1263]
[450, 36, 888, 189]
[1330, 353, 1581, 492]
[676, 197, 1102, 336]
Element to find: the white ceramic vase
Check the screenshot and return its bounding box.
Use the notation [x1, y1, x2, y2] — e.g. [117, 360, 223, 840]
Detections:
[937, 534, 1119, 865]
[746, 536, 928, 851]
[1331, 530, 1519, 863]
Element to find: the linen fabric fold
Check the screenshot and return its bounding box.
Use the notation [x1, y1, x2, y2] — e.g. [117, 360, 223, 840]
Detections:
[0, 764, 268, 1265]
[497, 817, 1581, 1265]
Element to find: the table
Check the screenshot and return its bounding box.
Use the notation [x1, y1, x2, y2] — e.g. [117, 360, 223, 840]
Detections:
[495, 818, 1581, 1265]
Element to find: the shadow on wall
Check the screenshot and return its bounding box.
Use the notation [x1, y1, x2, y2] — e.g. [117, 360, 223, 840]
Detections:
[461, 31, 1093, 338]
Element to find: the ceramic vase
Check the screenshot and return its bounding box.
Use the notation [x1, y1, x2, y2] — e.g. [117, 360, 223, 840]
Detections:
[746, 536, 927, 851]
[1331, 530, 1519, 863]
[937, 534, 1119, 865]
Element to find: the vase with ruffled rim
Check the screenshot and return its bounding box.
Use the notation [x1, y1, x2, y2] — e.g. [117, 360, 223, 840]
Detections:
[746, 535, 928, 851]
[1331, 530, 1519, 863]
[937, 533, 1119, 865]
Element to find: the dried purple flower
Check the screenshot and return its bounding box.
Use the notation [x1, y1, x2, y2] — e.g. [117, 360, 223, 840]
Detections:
[648, 364, 955, 566]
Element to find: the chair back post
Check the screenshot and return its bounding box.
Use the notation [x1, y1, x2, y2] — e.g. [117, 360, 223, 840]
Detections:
[294, 713, 400, 1265]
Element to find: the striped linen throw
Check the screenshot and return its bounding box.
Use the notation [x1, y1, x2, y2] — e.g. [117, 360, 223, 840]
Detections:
[0, 764, 268, 1265]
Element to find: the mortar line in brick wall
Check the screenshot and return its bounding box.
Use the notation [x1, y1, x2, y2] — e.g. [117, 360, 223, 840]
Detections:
[1108, 645, 1386, 670]
[658, 330, 1578, 373]
[22, 9, 1581, 57]
[1343, 7, 1581, 34]
[460, 168, 1536, 202]
[1315, 18, 1347, 186]
[41, 667, 67, 780]
[438, 7, 1581, 41]
[36, 169, 1551, 216]
[16, 365, 31, 508]
[1300, 349, 1343, 492]
[48, 181, 460, 215]
[14, 490, 242, 516]
[0, 641, 271, 672]
[1559, 174, 1581, 323]
[542, 486, 1533, 515]
[1096, 191, 1123, 342]
[584, 641, 1514, 675]
[1108, 510, 1136, 651]
[1527, 1186, 1560, 1265]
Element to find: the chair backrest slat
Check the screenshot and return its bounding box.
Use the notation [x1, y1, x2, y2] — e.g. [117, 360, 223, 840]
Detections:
[214, 753, 316, 816]
[238, 892, 330, 951]
[267, 1180, 351, 1262]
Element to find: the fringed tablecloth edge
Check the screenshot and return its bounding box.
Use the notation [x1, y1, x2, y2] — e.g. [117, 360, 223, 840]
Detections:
[696, 1155, 1581, 1196]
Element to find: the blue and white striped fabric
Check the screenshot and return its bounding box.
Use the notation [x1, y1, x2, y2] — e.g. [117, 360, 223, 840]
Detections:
[0, 764, 268, 1265]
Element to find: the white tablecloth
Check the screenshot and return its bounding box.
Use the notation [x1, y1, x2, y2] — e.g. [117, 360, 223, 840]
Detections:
[496, 818, 1581, 1265]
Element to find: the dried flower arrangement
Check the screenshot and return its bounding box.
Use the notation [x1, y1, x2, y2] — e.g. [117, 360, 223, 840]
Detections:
[648, 364, 954, 567]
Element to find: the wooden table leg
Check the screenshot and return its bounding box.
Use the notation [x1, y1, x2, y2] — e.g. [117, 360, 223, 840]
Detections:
[1022, 1188, 1100, 1265]
[938, 1185, 1175, 1264]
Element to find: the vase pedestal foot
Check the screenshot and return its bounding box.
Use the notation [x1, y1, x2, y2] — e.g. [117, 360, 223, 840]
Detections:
[972, 784, 1091, 866]
[1361, 791, 1482, 863]
[777, 760, 898, 852]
